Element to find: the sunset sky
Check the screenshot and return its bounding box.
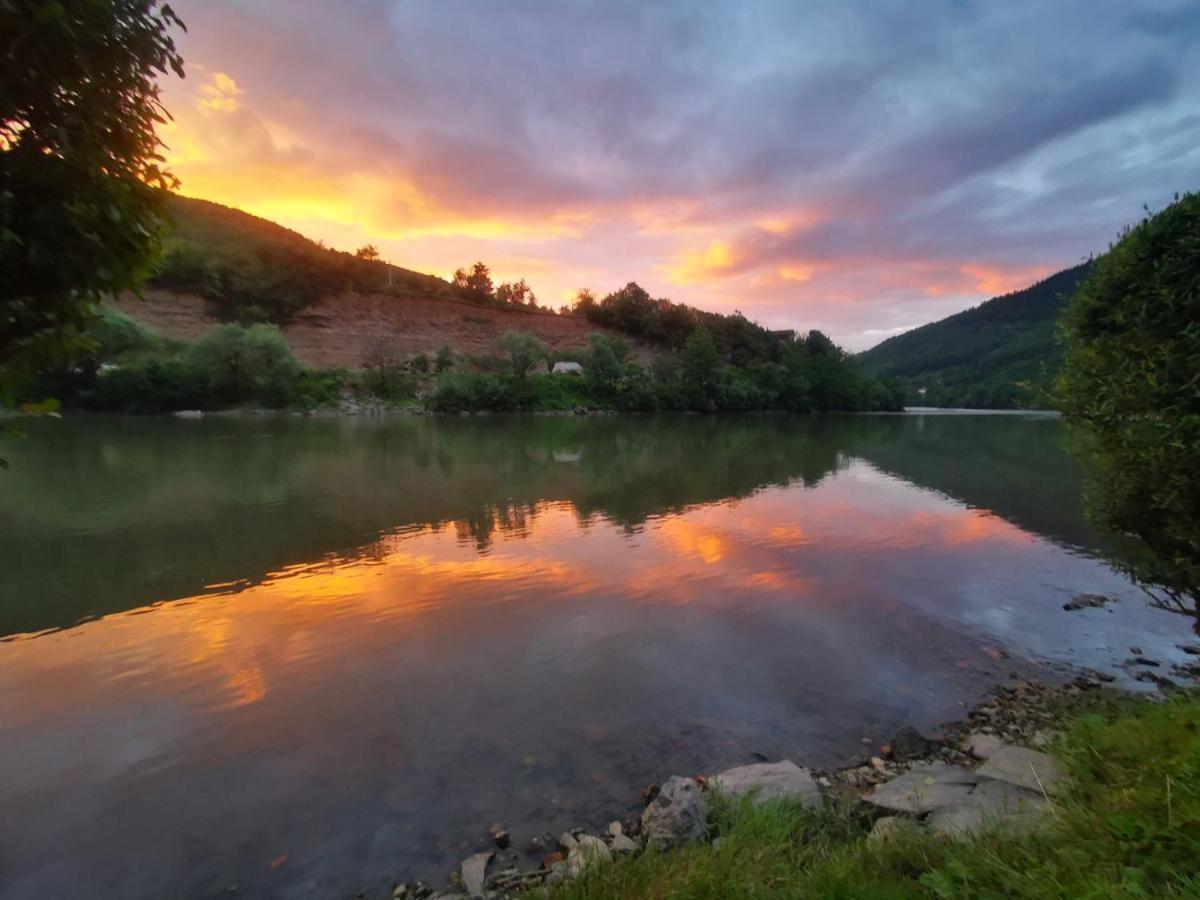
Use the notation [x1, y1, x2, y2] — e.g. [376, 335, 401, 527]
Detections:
[159, 1, 1199, 350]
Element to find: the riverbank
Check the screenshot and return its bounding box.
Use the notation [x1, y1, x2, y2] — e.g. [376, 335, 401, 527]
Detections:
[389, 676, 1199, 899]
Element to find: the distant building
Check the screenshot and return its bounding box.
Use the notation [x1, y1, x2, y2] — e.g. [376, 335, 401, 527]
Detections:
[552, 361, 584, 376]
[769, 329, 797, 342]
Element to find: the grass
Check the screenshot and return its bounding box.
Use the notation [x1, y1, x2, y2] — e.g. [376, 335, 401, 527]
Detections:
[545, 692, 1200, 899]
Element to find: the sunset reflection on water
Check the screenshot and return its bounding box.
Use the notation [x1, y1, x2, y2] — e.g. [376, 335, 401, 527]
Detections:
[0, 414, 1190, 899]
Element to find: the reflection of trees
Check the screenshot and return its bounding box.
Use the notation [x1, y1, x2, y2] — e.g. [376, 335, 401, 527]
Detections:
[0, 412, 1112, 636]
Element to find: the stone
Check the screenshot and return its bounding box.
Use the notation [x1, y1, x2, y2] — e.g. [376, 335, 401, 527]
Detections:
[870, 756, 887, 772]
[1063, 593, 1113, 611]
[1181, 644, 1200, 656]
[565, 834, 611, 879]
[610, 833, 640, 853]
[891, 726, 936, 762]
[608, 821, 623, 837]
[459, 851, 492, 897]
[865, 763, 977, 814]
[709, 760, 822, 809]
[540, 852, 563, 869]
[868, 815, 918, 844]
[640, 775, 709, 849]
[927, 780, 1052, 839]
[488, 823, 510, 849]
[976, 745, 1062, 796]
[962, 732, 1005, 760]
[1131, 657, 1160, 667]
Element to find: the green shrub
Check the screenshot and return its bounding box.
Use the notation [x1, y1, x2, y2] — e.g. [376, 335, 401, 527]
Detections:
[183, 323, 300, 407]
[427, 372, 518, 412]
[1058, 193, 1200, 611]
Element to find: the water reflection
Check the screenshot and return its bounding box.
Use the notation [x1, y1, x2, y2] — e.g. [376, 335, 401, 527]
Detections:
[0, 414, 1191, 899]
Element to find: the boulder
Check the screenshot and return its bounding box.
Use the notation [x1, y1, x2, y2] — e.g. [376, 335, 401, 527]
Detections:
[865, 763, 977, 814]
[927, 780, 1052, 839]
[565, 834, 611, 879]
[709, 760, 822, 809]
[610, 833, 640, 853]
[459, 851, 492, 897]
[976, 745, 1062, 796]
[962, 732, 1005, 760]
[867, 816, 919, 844]
[640, 775, 709, 849]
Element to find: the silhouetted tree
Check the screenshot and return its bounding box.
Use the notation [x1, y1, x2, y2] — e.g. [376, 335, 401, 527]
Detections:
[355, 245, 380, 261]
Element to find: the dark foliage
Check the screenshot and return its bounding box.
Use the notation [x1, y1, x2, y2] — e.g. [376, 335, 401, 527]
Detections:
[1058, 193, 1200, 625]
[1, 0, 185, 397]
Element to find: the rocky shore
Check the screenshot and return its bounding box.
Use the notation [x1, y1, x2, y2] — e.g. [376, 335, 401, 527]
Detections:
[384, 670, 1134, 900]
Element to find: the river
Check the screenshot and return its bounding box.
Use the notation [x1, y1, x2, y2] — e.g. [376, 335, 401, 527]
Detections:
[0, 412, 1191, 898]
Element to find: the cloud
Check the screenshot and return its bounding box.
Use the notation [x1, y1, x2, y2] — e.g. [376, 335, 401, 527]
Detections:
[160, 0, 1200, 350]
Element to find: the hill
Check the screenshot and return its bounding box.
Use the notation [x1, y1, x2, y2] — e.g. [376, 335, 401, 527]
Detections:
[857, 261, 1094, 408]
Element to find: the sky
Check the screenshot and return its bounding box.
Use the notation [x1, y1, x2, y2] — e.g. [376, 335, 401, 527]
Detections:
[159, 0, 1200, 351]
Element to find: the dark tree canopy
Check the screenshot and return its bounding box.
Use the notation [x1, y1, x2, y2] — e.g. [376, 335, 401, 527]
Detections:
[1058, 193, 1200, 623]
[1, 0, 186, 397]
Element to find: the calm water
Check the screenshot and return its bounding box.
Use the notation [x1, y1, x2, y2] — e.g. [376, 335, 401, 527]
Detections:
[0, 413, 1191, 899]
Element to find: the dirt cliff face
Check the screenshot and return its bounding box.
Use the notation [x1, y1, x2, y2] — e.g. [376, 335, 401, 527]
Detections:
[118, 289, 648, 368]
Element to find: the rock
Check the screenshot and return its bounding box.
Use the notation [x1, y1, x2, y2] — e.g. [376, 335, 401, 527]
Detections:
[709, 760, 822, 808]
[927, 780, 1052, 839]
[1180, 644, 1200, 656]
[488, 823, 510, 849]
[640, 775, 709, 849]
[870, 756, 887, 772]
[1063, 593, 1113, 611]
[526, 832, 556, 855]
[891, 726, 935, 762]
[976, 745, 1062, 796]
[540, 852, 564, 869]
[459, 851, 492, 897]
[608, 821, 623, 837]
[565, 834, 611, 879]
[558, 832, 579, 853]
[1130, 646, 1143, 655]
[640, 782, 660, 806]
[610, 833, 640, 853]
[865, 763, 977, 814]
[1130, 657, 1160, 667]
[868, 816, 918, 844]
[962, 732, 1005, 760]
[173, 409, 204, 419]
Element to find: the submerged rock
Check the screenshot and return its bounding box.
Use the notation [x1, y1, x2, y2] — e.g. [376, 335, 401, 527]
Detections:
[709, 760, 822, 808]
[641, 775, 709, 849]
[1063, 593, 1114, 611]
[891, 726, 935, 762]
[976, 745, 1062, 796]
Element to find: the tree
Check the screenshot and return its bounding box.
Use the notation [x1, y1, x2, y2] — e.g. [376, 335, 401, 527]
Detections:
[495, 278, 536, 306]
[1058, 194, 1200, 629]
[355, 245, 380, 261]
[453, 261, 493, 297]
[184, 323, 299, 406]
[435, 344, 454, 373]
[497, 330, 547, 380]
[680, 326, 722, 408]
[584, 332, 629, 396]
[1, 0, 186, 398]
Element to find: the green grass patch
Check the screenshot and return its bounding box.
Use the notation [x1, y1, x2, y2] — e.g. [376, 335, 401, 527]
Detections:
[546, 692, 1200, 899]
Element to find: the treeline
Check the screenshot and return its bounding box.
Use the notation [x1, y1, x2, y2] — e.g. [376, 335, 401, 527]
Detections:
[428, 326, 904, 414]
[33, 307, 902, 415]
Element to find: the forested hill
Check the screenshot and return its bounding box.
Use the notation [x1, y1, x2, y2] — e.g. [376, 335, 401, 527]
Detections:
[857, 261, 1094, 408]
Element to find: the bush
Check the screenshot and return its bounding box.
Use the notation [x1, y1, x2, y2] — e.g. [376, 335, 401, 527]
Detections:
[427, 372, 518, 413]
[183, 323, 300, 407]
[1058, 193, 1200, 615]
